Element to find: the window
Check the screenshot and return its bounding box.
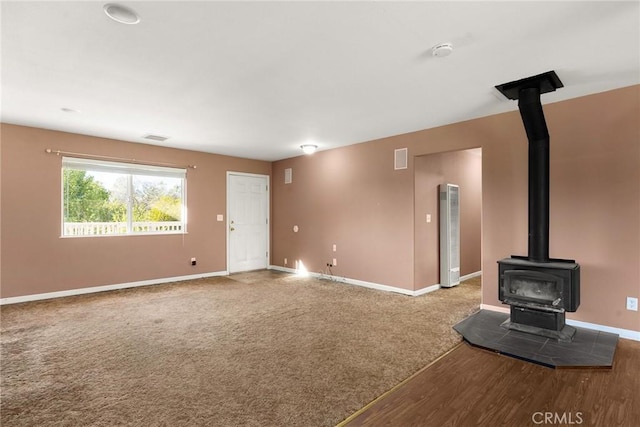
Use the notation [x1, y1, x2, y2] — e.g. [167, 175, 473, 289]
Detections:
[62, 157, 186, 237]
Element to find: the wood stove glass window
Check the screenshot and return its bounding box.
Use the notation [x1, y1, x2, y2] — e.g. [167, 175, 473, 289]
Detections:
[503, 270, 563, 307]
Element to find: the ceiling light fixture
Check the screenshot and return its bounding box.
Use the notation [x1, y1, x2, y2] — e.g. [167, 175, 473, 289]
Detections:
[432, 43, 453, 58]
[103, 3, 141, 25]
[300, 144, 318, 155]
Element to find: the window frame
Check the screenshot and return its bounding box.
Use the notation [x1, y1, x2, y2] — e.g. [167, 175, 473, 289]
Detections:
[61, 157, 187, 238]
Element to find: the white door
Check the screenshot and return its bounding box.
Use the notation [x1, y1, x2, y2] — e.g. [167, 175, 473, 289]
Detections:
[227, 173, 269, 273]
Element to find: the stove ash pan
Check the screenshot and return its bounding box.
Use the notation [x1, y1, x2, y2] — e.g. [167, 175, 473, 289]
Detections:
[498, 257, 580, 313]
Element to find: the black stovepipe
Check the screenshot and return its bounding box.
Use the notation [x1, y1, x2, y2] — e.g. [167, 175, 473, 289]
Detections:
[518, 87, 550, 263]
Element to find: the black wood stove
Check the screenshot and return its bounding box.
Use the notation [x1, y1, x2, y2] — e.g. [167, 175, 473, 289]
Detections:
[495, 71, 580, 342]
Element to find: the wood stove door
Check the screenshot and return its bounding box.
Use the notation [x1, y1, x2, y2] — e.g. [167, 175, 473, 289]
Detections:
[501, 269, 563, 309]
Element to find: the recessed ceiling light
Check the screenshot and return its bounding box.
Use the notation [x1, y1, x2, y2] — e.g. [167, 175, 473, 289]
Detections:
[432, 43, 453, 58]
[301, 144, 318, 155]
[103, 3, 141, 25]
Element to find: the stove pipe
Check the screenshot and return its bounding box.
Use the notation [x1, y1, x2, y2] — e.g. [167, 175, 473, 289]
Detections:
[519, 88, 549, 262]
[495, 71, 563, 263]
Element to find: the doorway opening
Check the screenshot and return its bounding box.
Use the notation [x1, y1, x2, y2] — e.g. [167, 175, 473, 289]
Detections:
[413, 148, 482, 292]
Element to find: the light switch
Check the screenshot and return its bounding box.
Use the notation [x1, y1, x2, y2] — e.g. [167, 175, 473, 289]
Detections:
[426, 214, 431, 223]
[217, 214, 224, 222]
[333, 244, 337, 252]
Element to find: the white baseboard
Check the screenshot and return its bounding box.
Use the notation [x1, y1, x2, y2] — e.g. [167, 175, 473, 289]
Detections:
[460, 270, 482, 282]
[414, 284, 441, 296]
[337, 276, 422, 296]
[269, 265, 441, 297]
[565, 319, 640, 342]
[0, 271, 229, 305]
[422, 271, 481, 294]
[268, 265, 298, 274]
[481, 304, 640, 341]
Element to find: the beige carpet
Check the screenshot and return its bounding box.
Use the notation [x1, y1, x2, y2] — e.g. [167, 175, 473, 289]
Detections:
[1, 271, 480, 426]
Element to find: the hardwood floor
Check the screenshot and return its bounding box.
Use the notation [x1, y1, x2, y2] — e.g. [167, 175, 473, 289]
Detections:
[341, 339, 640, 426]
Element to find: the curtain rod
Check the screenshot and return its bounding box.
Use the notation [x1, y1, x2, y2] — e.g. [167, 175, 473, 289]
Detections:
[45, 148, 196, 169]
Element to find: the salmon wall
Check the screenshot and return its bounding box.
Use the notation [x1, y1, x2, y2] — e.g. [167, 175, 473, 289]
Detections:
[271, 143, 416, 288]
[272, 85, 639, 331]
[0, 124, 271, 298]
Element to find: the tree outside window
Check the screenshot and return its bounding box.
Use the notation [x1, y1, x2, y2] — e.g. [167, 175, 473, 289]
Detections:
[62, 158, 186, 236]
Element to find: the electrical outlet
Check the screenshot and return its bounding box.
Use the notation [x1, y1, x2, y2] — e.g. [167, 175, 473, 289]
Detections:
[333, 244, 337, 252]
[191, 257, 197, 266]
[426, 214, 431, 223]
[284, 258, 288, 265]
[627, 297, 638, 311]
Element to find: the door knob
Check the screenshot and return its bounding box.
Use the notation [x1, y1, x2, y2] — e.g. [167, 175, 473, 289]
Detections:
[230, 227, 235, 231]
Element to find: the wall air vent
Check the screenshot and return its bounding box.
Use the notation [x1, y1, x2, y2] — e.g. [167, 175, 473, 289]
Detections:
[284, 168, 292, 184]
[394, 148, 408, 170]
[143, 134, 169, 142]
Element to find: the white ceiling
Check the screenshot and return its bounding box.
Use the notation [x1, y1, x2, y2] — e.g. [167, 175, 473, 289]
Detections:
[2, 1, 639, 161]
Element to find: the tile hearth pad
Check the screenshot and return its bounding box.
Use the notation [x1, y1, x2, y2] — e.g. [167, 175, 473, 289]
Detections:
[454, 310, 618, 368]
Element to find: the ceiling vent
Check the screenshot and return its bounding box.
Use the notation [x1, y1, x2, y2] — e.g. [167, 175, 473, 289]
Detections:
[143, 134, 169, 142]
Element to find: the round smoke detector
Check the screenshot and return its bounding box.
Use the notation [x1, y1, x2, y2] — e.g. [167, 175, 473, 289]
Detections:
[103, 3, 141, 25]
[432, 43, 453, 58]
